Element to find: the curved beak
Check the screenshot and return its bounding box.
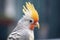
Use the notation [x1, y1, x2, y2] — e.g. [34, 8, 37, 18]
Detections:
[35, 22, 40, 29]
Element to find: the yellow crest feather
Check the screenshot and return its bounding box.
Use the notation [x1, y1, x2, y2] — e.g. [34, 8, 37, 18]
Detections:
[23, 2, 39, 23]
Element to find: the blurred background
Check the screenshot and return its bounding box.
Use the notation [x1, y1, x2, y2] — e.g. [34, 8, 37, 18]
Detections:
[0, 0, 60, 40]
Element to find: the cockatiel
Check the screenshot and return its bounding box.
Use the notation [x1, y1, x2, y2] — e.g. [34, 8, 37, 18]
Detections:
[7, 2, 40, 40]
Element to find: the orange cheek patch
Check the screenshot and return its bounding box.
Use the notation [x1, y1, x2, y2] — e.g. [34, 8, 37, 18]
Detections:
[30, 24, 35, 30]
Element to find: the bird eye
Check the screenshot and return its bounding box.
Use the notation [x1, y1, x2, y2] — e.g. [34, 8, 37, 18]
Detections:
[30, 20, 32, 23]
[29, 19, 34, 24]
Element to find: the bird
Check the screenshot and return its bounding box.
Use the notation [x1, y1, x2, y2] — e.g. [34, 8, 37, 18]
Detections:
[7, 2, 40, 40]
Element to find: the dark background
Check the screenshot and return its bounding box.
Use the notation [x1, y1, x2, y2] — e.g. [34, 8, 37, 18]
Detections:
[0, 0, 60, 40]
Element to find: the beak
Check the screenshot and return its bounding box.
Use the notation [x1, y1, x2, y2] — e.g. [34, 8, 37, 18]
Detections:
[35, 22, 40, 29]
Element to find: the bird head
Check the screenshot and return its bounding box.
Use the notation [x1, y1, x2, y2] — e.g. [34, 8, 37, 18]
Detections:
[22, 2, 40, 30]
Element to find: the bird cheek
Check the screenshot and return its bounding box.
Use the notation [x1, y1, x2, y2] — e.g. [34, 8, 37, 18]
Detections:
[29, 24, 34, 30]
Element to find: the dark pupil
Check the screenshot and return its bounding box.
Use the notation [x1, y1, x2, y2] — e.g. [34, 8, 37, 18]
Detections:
[30, 20, 32, 22]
